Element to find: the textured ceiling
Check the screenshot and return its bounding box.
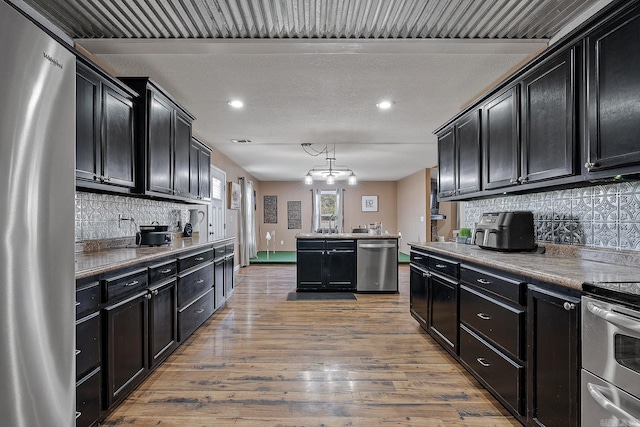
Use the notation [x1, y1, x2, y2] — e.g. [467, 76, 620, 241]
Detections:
[23, 0, 614, 182]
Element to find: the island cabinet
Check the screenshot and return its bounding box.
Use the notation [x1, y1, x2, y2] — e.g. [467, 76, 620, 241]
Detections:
[437, 109, 481, 199]
[119, 77, 196, 201]
[296, 239, 356, 291]
[585, 1, 640, 174]
[76, 60, 136, 193]
[408, 245, 580, 426]
[527, 285, 580, 427]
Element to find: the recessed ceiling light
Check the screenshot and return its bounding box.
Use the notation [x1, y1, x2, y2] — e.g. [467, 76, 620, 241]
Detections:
[228, 100, 244, 108]
[376, 100, 392, 110]
[230, 139, 252, 144]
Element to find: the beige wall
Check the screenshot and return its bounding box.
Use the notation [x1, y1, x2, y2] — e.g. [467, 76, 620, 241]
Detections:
[396, 169, 428, 255]
[257, 181, 398, 252]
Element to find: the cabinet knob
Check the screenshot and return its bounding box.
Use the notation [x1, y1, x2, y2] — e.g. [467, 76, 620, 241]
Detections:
[584, 161, 597, 169]
[563, 302, 576, 311]
[509, 178, 518, 184]
[518, 176, 528, 183]
[145, 293, 152, 299]
[422, 272, 431, 278]
[153, 289, 159, 296]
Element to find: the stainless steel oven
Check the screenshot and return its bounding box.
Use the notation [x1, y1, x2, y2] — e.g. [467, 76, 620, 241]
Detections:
[582, 293, 640, 427]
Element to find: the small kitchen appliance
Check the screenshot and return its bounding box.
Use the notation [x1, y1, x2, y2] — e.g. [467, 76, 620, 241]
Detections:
[136, 224, 172, 246]
[474, 211, 536, 252]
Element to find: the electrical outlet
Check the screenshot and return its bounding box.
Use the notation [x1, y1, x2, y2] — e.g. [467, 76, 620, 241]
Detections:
[280, 240, 284, 245]
[420, 216, 425, 222]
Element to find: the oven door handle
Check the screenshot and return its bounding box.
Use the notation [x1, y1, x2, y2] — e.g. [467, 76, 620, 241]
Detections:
[587, 383, 640, 426]
[586, 301, 640, 333]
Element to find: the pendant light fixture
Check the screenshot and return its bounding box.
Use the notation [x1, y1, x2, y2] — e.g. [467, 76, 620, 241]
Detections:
[301, 144, 357, 185]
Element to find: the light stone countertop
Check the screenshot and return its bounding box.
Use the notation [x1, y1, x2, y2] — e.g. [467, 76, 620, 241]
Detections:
[75, 236, 234, 279]
[409, 242, 640, 292]
[296, 233, 400, 239]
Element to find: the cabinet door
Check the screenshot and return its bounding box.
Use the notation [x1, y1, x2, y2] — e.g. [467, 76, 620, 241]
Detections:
[104, 292, 148, 409]
[173, 111, 191, 196]
[214, 258, 225, 308]
[483, 86, 520, 190]
[189, 141, 200, 198]
[586, 4, 640, 172]
[148, 93, 173, 194]
[521, 47, 576, 183]
[297, 250, 324, 290]
[76, 66, 101, 182]
[409, 265, 429, 329]
[199, 147, 211, 200]
[149, 279, 177, 369]
[429, 273, 458, 354]
[456, 110, 481, 195]
[102, 85, 135, 188]
[437, 128, 456, 198]
[224, 255, 234, 295]
[326, 249, 355, 290]
[527, 285, 580, 427]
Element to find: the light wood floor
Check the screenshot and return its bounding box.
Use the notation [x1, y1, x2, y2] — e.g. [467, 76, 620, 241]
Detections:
[102, 265, 519, 426]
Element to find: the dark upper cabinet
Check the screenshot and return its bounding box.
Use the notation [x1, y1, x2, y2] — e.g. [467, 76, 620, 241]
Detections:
[76, 61, 136, 191]
[437, 110, 481, 199]
[521, 46, 578, 184]
[120, 77, 195, 201]
[189, 137, 212, 201]
[586, 3, 640, 172]
[527, 285, 580, 427]
[483, 86, 520, 190]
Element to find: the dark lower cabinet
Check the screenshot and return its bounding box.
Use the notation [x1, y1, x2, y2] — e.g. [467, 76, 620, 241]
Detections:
[214, 256, 225, 309]
[296, 239, 356, 291]
[104, 291, 148, 409]
[148, 279, 178, 369]
[527, 285, 580, 427]
[326, 247, 355, 290]
[297, 248, 324, 290]
[429, 272, 458, 354]
[178, 288, 215, 341]
[224, 252, 234, 296]
[76, 367, 101, 427]
[409, 264, 429, 329]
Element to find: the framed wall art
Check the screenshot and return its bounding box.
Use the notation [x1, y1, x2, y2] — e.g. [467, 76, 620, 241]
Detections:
[228, 182, 241, 210]
[361, 195, 378, 212]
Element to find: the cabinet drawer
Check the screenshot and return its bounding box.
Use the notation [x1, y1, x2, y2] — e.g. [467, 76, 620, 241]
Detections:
[177, 262, 213, 307]
[428, 255, 459, 279]
[148, 259, 177, 285]
[76, 281, 101, 318]
[76, 311, 101, 381]
[76, 367, 101, 427]
[225, 243, 234, 255]
[326, 239, 355, 250]
[178, 288, 214, 341]
[460, 324, 525, 416]
[410, 249, 429, 268]
[104, 268, 148, 302]
[297, 239, 324, 250]
[214, 245, 226, 260]
[460, 265, 525, 305]
[178, 248, 213, 272]
[460, 285, 525, 360]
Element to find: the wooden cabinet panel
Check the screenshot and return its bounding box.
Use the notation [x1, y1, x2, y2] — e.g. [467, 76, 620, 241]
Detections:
[149, 279, 177, 368]
[296, 249, 324, 289]
[456, 110, 482, 195]
[177, 262, 214, 307]
[76, 68, 100, 182]
[586, 4, 640, 172]
[326, 248, 355, 290]
[214, 257, 225, 308]
[102, 85, 135, 187]
[521, 47, 577, 183]
[199, 146, 211, 200]
[76, 367, 101, 427]
[148, 93, 173, 194]
[483, 86, 520, 190]
[527, 285, 580, 427]
[76, 311, 101, 381]
[178, 288, 214, 341]
[409, 264, 429, 329]
[429, 273, 458, 353]
[437, 128, 456, 198]
[173, 112, 191, 196]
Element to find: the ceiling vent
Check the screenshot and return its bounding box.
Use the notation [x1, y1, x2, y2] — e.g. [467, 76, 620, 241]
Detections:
[230, 139, 252, 144]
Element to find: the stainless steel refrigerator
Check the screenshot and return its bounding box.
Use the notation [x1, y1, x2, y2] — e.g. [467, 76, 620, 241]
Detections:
[0, 0, 76, 425]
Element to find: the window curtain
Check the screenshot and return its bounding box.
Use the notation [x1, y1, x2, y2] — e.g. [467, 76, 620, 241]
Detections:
[238, 177, 257, 266]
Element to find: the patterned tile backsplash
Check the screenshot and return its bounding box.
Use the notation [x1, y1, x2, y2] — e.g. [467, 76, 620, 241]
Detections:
[463, 181, 640, 251]
[75, 191, 204, 241]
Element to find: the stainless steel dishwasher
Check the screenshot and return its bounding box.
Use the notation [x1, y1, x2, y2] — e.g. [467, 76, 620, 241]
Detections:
[357, 239, 398, 292]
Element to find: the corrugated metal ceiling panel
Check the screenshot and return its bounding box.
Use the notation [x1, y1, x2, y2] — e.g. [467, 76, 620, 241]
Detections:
[23, 0, 602, 39]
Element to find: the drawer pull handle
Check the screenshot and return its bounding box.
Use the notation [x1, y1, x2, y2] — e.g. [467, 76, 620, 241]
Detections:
[125, 280, 139, 287]
[476, 278, 491, 285]
[75, 349, 81, 356]
[196, 279, 205, 284]
[422, 272, 431, 278]
[160, 269, 172, 274]
[75, 301, 81, 307]
[75, 411, 82, 419]
[476, 313, 491, 320]
[476, 358, 491, 367]
[195, 257, 205, 261]
[435, 264, 446, 268]
[414, 256, 423, 260]
[195, 308, 205, 314]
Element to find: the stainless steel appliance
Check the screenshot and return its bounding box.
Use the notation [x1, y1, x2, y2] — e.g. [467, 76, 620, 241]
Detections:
[582, 291, 640, 426]
[357, 239, 398, 292]
[0, 1, 75, 426]
[474, 211, 536, 252]
[136, 224, 173, 246]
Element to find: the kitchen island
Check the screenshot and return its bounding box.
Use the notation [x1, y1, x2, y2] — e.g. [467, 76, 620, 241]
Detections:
[295, 233, 400, 292]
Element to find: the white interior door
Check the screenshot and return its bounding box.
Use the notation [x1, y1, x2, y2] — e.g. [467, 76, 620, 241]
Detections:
[208, 166, 226, 239]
